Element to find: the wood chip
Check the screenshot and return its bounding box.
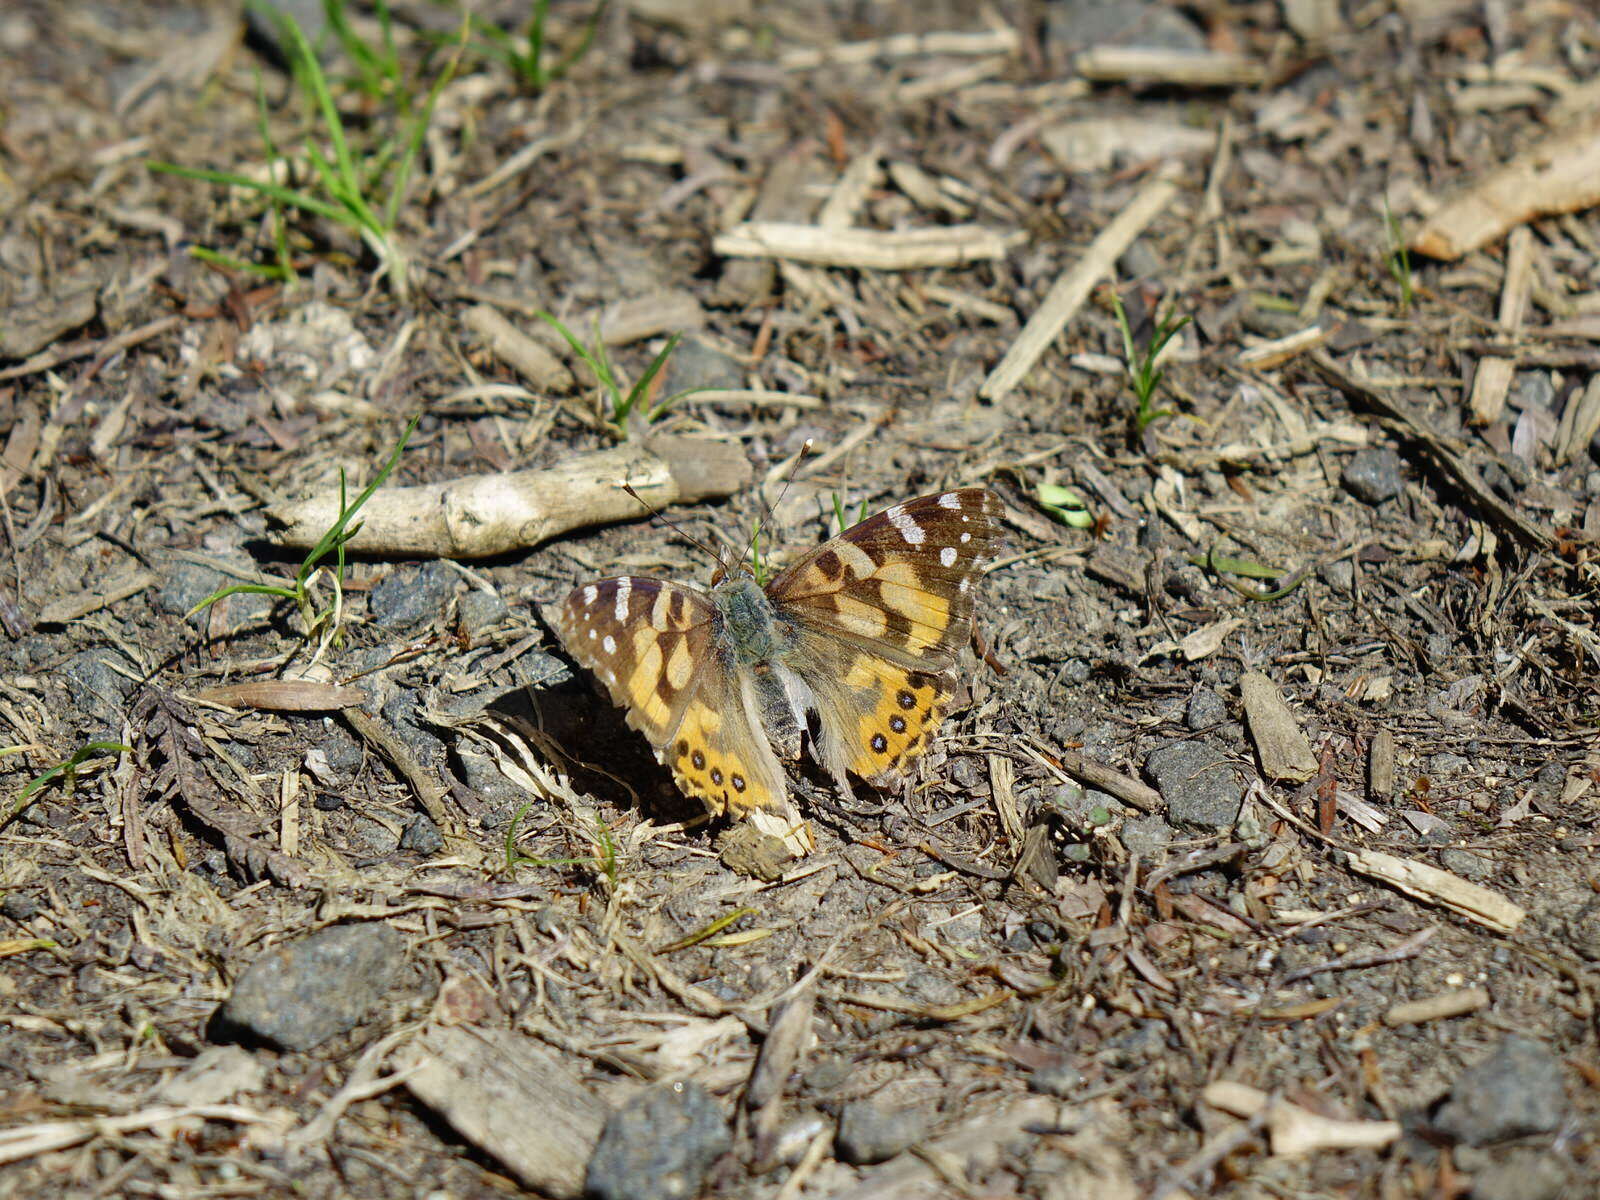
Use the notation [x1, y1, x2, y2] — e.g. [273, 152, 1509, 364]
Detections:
[400, 1026, 608, 1199]
[1345, 848, 1526, 933]
[1383, 985, 1490, 1026]
[194, 680, 368, 713]
[1467, 225, 1534, 425]
[1410, 112, 1600, 260]
[1074, 46, 1268, 88]
[1554, 374, 1600, 466]
[462, 305, 574, 392]
[1368, 728, 1396, 799]
[713, 222, 1023, 270]
[1239, 672, 1319, 783]
[34, 569, 157, 626]
[271, 437, 751, 558]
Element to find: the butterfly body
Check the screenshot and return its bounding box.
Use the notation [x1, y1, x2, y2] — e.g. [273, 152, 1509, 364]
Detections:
[556, 489, 1003, 820]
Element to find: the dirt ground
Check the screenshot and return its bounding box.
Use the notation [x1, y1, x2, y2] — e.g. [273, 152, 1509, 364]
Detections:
[2, 1, 1598, 1197]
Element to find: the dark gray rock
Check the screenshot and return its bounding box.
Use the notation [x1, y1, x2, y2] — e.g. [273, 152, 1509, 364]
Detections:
[157, 559, 275, 625]
[1045, 0, 1206, 50]
[217, 923, 403, 1051]
[1185, 687, 1227, 731]
[1, 891, 42, 921]
[1028, 1063, 1085, 1098]
[1144, 741, 1242, 829]
[1319, 559, 1355, 593]
[400, 815, 444, 854]
[63, 649, 132, 738]
[1121, 814, 1173, 857]
[1341, 448, 1404, 504]
[658, 334, 744, 394]
[1466, 1146, 1570, 1200]
[1440, 848, 1491, 882]
[457, 590, 509, 634]
[586, 1082, 730, 1200]
[369, 561, 455, 631]
[835, 1099, 929, 1165]
[1434, 1037, 1568, 1145]
[1510, 371, 1555, 411]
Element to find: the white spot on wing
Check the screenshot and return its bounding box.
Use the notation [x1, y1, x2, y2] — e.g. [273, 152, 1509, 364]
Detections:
[614, 578, 632, 622]
[589, 629, 597, 640]
[939, 546, 957, 567]
[602, 634, 616, 654]
[960, 532, 971, 543]
[938, 492, 961, 509]
[582, 584, 598, 605]
[959, 576, 971, 593]
[891, 513, 925, 545]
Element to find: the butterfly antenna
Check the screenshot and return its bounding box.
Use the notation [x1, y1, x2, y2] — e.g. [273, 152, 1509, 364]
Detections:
[619, 480, 730, 575]
[735, 438, 814, 576]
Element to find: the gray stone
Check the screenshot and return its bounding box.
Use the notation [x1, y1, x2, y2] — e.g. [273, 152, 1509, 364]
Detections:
[457, 589, 509, 634]
[1341, 448, 1404, 504]
[400, 815, 444, 854]
[1509, 371, 1554, 411]
[369, 561, 455, 631]
[1434, 1037, 1568, 1145]
[1319, 559, 1355, 593]
[1045, 0, 1206, 51]
[1440, 848, 1491, 882]
[245, 0, 327, 56]
[586, 1082, 730, 1200]
[835, 1099, 929, 1165]
[658, 334, 744, 394]
[1185, 687, 1227, 731]
[63, 649, 132, 738]
[1144, 741, 1242, 829]
[1465, 1147, 1570, 1200]
[1121, 814, 1173, 857]
[217, 923, 403, 1051]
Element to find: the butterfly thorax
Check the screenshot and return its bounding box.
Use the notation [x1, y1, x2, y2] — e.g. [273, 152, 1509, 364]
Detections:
[710, 575, 795, 665]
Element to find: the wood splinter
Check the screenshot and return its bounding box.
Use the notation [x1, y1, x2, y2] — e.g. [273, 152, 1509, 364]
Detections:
[270, 436, 751, 559]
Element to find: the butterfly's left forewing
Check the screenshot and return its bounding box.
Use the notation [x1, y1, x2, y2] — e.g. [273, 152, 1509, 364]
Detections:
[556, 577, 715, 746]
[556, 576, 789, 817]
[768, 488, 1004, 787]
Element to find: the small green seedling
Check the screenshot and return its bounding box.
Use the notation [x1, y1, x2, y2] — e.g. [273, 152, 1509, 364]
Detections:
[188, 415, 419, 655]
[1382, 197, 1413, 314]
[1108, 289, 1190, 435]
[471, 0, 607, 93]
[150, 3, 463, 297]
[829, 492, 869, 536]
[1036, 483, 1094, 529]
[504, 802, 620, 889]
[4, 742, 131, 826]
[1190, 544, 1309, 602]
[535, 314, 695, 438]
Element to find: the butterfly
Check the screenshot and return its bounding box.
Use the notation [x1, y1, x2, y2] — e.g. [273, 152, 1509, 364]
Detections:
[554, 489, 1004, 819]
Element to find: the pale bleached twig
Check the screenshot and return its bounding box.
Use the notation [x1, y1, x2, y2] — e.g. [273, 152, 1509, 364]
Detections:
[980, 169, 1181, 401]
[714, 222, 1024, 270]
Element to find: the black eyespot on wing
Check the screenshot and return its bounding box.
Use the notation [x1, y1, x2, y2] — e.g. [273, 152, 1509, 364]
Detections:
[732, 773, 746, 793]
[676, 740, 689, 759]
[692, 750, 706, 770]
[890, 715, 906, 733]
[871, 733, 889, 754]
[711, 766, 724, 786]
[897, 690, 916, 710]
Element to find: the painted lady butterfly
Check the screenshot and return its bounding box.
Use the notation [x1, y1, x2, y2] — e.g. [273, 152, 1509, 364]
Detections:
[555, 489, 1004, 818]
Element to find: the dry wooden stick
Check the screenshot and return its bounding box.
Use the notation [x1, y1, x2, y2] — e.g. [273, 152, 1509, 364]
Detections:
[1411, 111, 1600, 260]
[1466, 225, 1535, 425]
[271, 437, 750, 558]
[1074, 46, 1267, 87]
[980, 168, 1181, 401]
[713, 222, 1024, 270]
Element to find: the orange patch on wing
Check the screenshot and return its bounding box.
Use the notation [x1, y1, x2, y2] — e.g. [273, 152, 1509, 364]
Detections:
[874, 560, 951, 651]
[668, 702, 773, 816]
[845, 656, 949, 779]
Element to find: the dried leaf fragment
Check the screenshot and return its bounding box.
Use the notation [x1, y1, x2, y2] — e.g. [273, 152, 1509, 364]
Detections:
[1239, 672, 1319, 782]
